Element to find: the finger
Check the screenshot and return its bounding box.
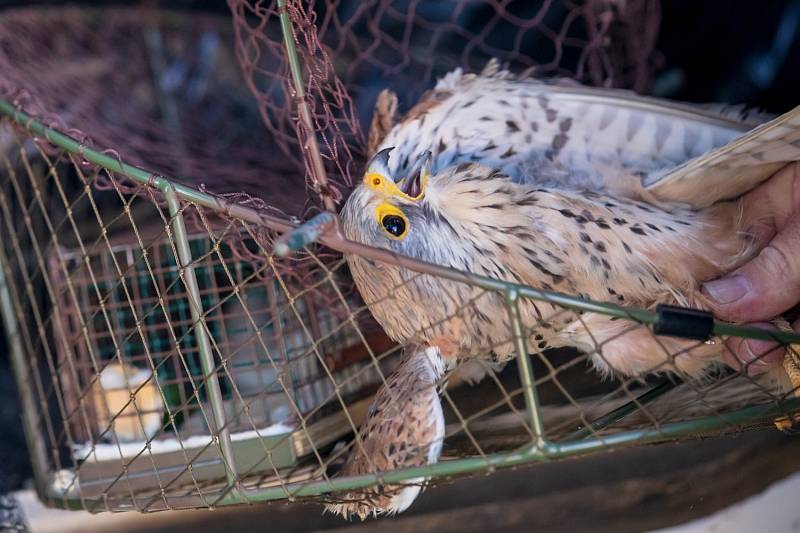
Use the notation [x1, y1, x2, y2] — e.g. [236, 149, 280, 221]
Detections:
[739, 161, 800, 235]
[702, 162, 800, 320]
[721, 322, 785, 376]
[702, 214, 800, 322]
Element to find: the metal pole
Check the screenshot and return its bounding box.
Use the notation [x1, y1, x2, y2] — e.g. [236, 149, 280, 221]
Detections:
[206, 396, 800, 505]
[0, 248, 51, 500]
[163, 185, 240, 493]
[277, 0, 337, 212]
[2, 100, 800, 346]
[47, 395, 800, 510]
[506, 288, 546, 448]
[565, 380, 677, 440]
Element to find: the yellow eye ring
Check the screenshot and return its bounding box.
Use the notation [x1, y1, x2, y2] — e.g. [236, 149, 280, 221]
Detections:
[375, 203, 408, 240]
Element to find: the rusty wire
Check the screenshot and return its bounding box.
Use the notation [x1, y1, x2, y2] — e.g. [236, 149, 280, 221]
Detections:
[6, 0, 787, 516]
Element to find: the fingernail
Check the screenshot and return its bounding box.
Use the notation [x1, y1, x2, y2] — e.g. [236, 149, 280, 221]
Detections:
[745, 223, 775, 245]
[743, 339, 780, 364]
[702, 275, 750, 304]
[742, 342, 777, 375]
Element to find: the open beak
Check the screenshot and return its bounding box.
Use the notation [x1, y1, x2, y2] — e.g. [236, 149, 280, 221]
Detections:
[398, 151, 432, 201]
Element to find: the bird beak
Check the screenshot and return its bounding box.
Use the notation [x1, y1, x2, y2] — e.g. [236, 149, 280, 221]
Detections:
[366, 147, 393, 177]
[398, 150, 432, 201]
[363, 147, 430, 202]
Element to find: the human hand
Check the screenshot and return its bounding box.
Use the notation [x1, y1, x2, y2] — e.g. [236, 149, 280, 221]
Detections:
[702, 162, 800, 374]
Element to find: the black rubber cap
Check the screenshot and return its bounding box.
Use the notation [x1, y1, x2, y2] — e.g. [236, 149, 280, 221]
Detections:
[652, 304, 714, 341]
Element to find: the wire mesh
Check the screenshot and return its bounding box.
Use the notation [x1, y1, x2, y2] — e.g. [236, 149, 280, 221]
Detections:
[1, 107, 799, 514]
[0, 0, 798, 519]
[0, 126, 407, 509]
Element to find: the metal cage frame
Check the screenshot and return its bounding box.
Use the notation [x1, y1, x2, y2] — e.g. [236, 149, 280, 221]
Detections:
[1, 2, 800, 515]
[2, 98, 800, 513]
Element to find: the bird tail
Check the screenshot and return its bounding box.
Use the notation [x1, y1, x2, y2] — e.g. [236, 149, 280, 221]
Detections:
[324, 346, 447, 520]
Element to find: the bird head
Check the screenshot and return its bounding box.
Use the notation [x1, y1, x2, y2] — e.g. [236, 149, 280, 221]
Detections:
[341, 147, 434, 246]
[341, 148, 523, 269]
[341, 150, 536, 352]
[364, 147, 432, 205]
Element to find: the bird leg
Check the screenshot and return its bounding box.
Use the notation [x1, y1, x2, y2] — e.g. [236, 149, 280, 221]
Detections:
[770, 318, 800, 397]
[325, 345, 447, 520]
[446, 358, 507, 387]
[558, 313, 720, 379]
[770, 318, 800, 432]
[783, 347, 800, 396]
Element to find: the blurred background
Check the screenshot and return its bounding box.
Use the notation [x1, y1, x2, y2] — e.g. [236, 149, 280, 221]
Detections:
[3, 0, 800, 112]
[0, 0, 799, 531]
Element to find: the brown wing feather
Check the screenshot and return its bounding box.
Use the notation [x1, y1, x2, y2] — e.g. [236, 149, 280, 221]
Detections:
[367, 86, 457, 156]
[367, 89, 399, 155]
[646, 106, 800, 208]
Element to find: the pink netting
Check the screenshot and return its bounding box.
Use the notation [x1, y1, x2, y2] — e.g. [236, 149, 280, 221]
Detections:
[229, 0, 661, 210]
[0, 1, 661, 216]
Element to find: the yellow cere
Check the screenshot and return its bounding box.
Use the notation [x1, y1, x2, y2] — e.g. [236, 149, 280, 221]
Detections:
[375, 202, 409, 239]
[364, 172, 428, 202]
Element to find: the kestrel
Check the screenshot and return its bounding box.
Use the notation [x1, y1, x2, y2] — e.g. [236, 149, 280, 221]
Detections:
[328, 61, 800, 519]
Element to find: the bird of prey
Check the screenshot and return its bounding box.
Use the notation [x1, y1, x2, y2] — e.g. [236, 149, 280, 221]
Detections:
[328, 60, 800, 519]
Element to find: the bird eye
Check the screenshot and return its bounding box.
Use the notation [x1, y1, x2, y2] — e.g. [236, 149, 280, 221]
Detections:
[375, 203, 409, 240]
[382, 214, 406, 237]
[372, 177, 381, 186]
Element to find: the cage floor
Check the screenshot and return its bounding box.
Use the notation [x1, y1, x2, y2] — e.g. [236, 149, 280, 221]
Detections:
[25, 428, 800, 531]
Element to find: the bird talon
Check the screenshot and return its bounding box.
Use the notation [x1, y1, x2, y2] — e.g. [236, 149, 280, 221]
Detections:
[772, 318, 800, 398]
[774, 412, 800, 434]
[325, 484, 420, 520]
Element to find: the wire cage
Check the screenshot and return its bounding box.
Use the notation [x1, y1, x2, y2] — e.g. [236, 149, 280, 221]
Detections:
[0, 0, 799, 518]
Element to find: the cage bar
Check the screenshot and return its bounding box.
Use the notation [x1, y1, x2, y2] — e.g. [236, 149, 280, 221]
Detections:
[162, 185, 241, 494]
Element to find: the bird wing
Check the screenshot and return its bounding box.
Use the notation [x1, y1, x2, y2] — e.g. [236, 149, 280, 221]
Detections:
[644, 105, 800, 208]
[436, 59, 771, 130]
[368, 89, 399, 155]
[371, 63, 774, 193]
